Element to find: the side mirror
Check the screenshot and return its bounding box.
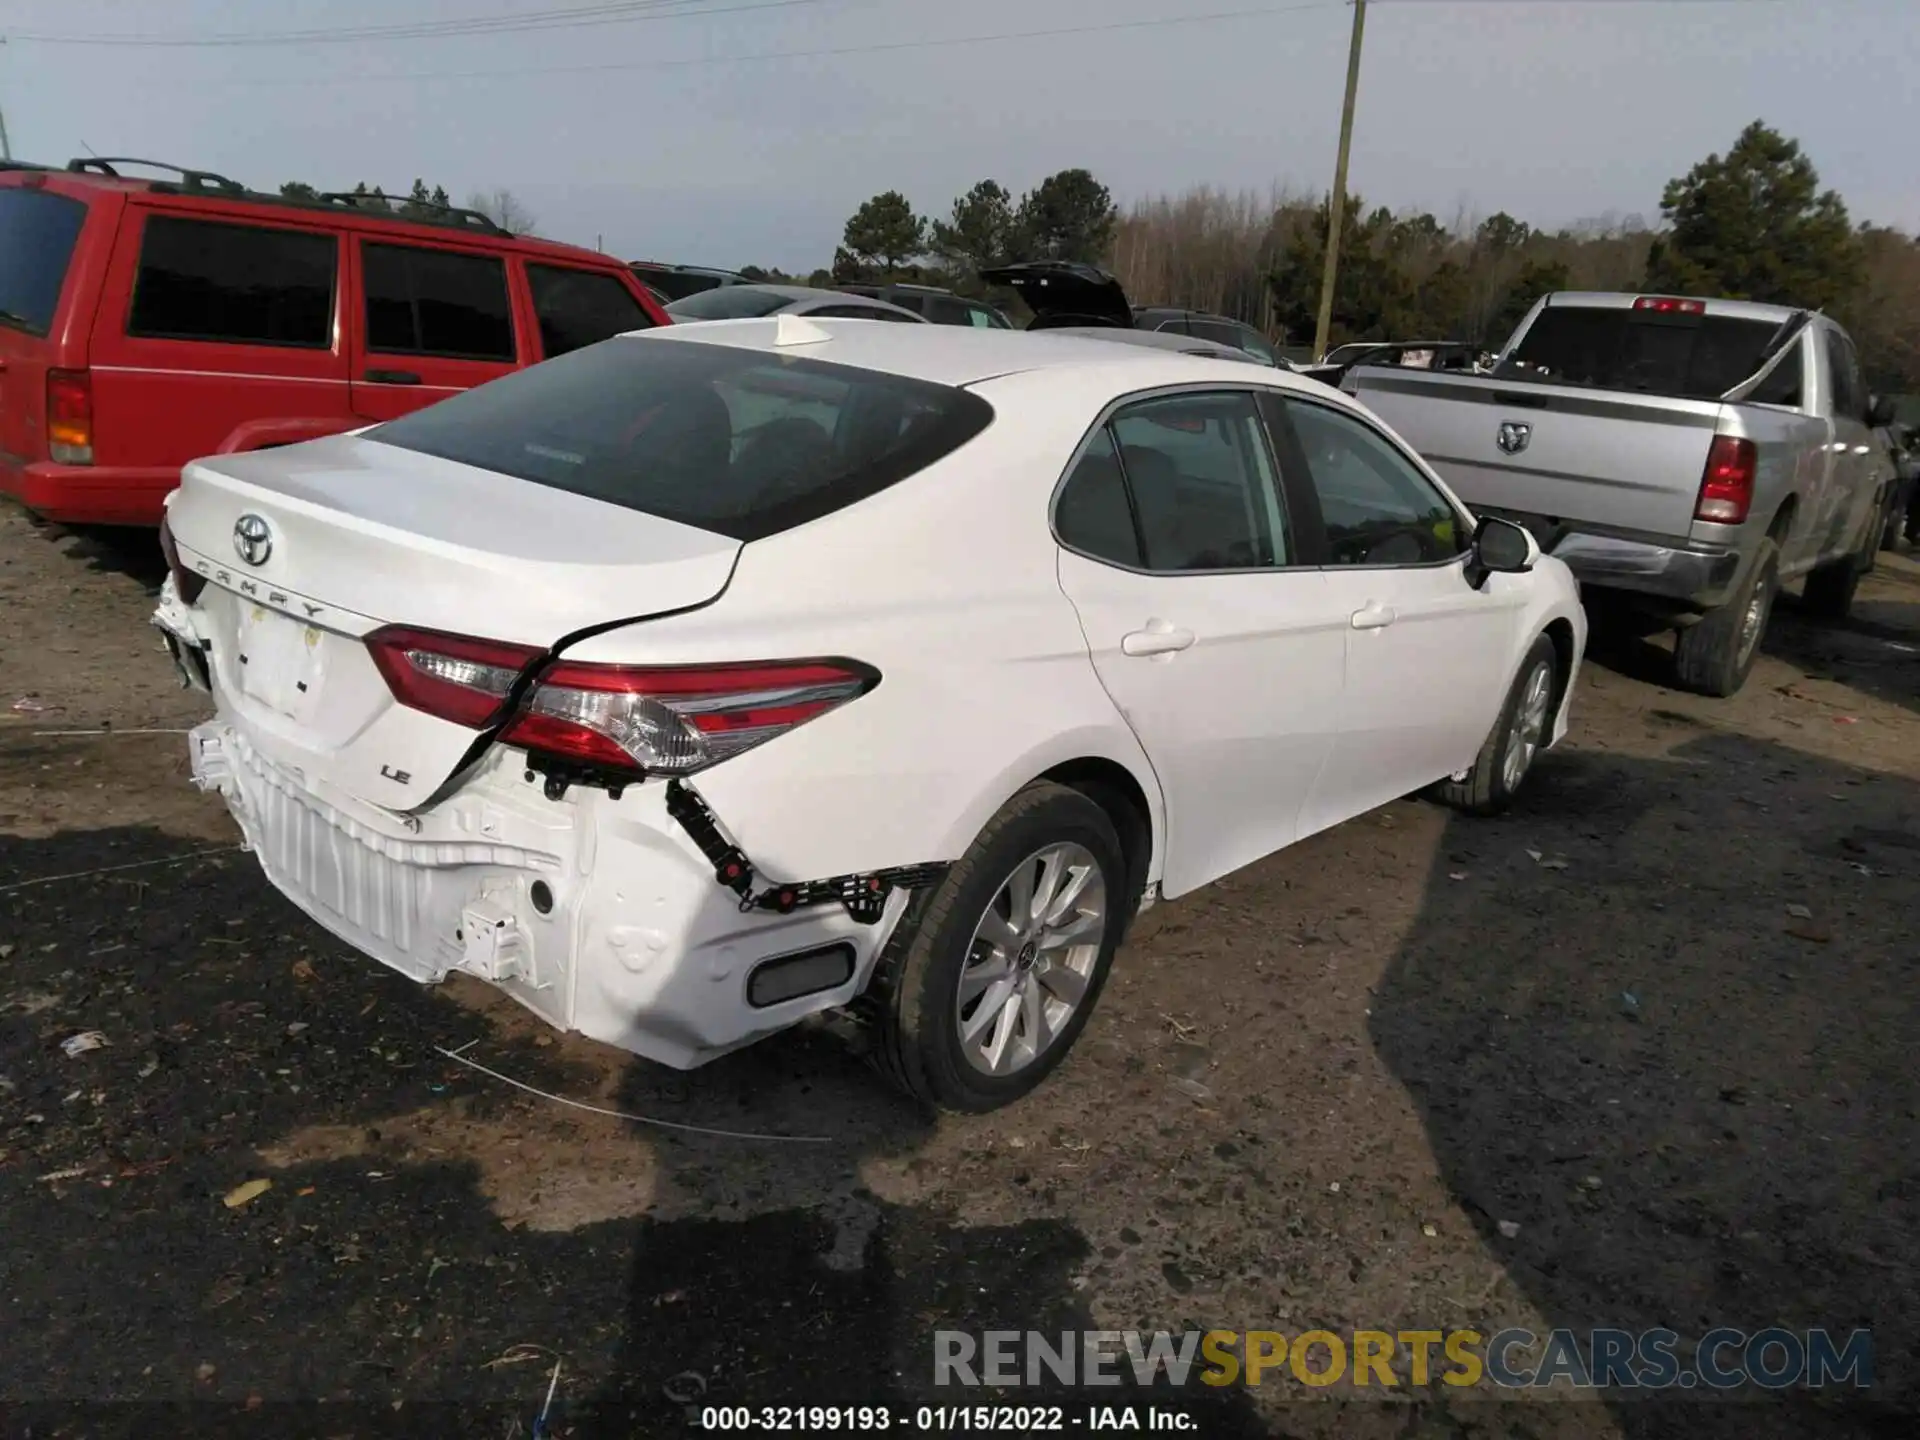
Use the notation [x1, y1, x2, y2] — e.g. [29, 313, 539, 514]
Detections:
[1868, 394, 1898, 429]
[1466, 515, 1537, 588]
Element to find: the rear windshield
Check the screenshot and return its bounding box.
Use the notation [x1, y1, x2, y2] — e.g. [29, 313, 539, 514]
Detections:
[1496, 306, 1784, 400]
[0, 187, 88, 336]
[367, 336, 994, 542]
[639, 270, 733, 302]
[665, 286, 792, 320]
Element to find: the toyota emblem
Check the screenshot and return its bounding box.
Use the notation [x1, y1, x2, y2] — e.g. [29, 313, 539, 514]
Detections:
[233, 513, 273, 567]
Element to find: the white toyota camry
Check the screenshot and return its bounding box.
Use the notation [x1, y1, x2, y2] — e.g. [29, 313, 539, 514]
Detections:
[153, 315, 1586, 1112]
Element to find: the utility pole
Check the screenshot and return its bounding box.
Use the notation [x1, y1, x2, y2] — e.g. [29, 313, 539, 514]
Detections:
[1312, 0, 1367, 362]
[0, 37, 11, 161]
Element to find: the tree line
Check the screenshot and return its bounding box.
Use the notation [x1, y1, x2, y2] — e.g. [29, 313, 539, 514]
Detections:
[782, 122, 1915, 392]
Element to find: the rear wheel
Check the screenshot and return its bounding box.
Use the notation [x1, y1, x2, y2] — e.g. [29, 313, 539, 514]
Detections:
[863, 783, 1126, 1113]
[1673, 538, 1778, 698]
[1431, 633, 1558, 817]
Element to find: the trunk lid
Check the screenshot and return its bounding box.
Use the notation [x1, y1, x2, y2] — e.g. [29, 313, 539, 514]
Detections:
[1351, 368, 1726, 537]
[0, 181, 93, 473]
[981, 261, 1134, 330]
[166, 432, 740, 809]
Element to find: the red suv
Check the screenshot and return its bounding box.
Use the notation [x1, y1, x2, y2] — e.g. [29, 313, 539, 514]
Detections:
[0, 158, 669, 526]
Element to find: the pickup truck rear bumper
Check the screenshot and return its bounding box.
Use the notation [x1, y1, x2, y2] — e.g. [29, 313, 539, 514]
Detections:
[1477, 508, 1741, 611]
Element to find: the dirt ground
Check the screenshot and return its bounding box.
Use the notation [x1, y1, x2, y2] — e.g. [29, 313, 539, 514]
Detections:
[3, 501, 1917, 1439]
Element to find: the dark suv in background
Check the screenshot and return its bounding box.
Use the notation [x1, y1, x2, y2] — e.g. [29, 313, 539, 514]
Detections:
[979, 261, 1285, 366]
[838, 282, 1012, 329]
[628, 262, 751, 302]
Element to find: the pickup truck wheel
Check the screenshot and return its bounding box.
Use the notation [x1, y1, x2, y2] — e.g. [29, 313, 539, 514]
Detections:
[1673, 538, 1778, 698]
[1803, 522, 1874, 619]
[862, 783, 1126, 1113]
[1431, 633, 1558, 817]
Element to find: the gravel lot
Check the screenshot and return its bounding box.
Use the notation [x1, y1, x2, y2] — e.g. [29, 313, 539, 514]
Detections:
[3, 503, 1917, 1438]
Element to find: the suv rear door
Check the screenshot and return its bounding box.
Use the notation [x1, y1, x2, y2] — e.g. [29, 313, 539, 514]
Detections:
[0, 182, 93, 473]
[88, 204, 352, 479]
[349, 237, 523, 421]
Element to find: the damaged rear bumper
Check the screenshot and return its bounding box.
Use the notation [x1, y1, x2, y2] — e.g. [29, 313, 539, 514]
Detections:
[187, 718, 922, 1069]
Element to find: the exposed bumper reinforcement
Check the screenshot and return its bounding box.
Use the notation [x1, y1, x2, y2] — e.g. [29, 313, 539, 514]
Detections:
[665, 778, 949, 924]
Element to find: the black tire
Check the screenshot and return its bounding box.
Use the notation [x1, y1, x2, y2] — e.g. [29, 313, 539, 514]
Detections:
[861, 782, 1127, 1113]
[1808, 499, 1883, 614]
[1431, 633, 1559, 817]
[1673, 538, 1778, 698]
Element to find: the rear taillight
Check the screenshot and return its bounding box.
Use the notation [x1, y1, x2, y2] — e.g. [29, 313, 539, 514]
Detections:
[500, 658, 878, 777]
[1634, 296, 1706, 315]
[365, 626, 545, 729]
[156, 516, 206, 605]
[47, 369, 93, 465]
[1695, 436, 1757, 524]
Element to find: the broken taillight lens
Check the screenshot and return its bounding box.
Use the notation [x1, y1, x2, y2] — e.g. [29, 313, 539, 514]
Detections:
[156, 515, 207, 605]
[1695, 435, 1757, 524]
[365, 626, 546, 729]
[500, 658, 879, 776]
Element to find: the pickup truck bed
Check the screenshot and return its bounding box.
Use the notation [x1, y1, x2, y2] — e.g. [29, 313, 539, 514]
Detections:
[1346, 292, 1895, 697]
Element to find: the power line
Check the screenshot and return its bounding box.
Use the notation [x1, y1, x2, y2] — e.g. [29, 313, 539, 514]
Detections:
[140, 3, 1352, 86]
[4, 0, 830, 48]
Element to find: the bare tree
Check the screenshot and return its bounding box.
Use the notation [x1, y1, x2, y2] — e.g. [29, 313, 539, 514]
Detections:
[466, 188, 538, 236]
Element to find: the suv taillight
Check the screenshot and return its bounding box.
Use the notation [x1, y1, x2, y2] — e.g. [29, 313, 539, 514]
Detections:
[1695, 436, 1757, 524]
[156, 516, 207, 605]
[500, 658, 879, 777]
[365, 627, 546, 729]
[1634, 296, 1706, 315]
[47, 369, 93, 465]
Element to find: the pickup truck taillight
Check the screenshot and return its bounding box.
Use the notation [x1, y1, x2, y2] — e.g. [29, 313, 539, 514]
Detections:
[47, 369, 94, 465]
[1695, 436, 1756, 524]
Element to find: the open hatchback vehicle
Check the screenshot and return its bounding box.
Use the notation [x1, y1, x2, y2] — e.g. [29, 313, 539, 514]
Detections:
[155, 314, 1587, 1112]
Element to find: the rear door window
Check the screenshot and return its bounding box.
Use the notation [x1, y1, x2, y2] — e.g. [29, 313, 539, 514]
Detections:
[363, 242, 515, 360]
[128, 215, 336, 348]
[366, 336, 994, 542]
[0, 187, 89, 337]
[527, 263, 653, 359]
[1106, 392, 1292, 571]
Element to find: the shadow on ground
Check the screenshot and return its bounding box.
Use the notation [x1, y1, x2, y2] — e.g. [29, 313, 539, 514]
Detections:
[1370, 731, 1920, 1437]
[30, 521, 172, 593]
[0, 825, 1269, 1437]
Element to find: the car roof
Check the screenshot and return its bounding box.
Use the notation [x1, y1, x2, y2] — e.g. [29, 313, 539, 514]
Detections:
[1047, 327, 1263, 362]
[0, 162, 619, 266]
[631, 316, 1324, 391]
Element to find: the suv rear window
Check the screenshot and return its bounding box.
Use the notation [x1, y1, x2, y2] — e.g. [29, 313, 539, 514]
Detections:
[366, 336, 995, 542]
[1496, 306, 1785, 400]
[527, 263, 653, 358]
[129, 215, 336, 348]
[665, 287, 793, 321]
[0, 188, 89, 336]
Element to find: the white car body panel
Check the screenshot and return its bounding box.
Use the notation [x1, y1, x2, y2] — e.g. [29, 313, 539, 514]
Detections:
[156, 320, 1587, 1071]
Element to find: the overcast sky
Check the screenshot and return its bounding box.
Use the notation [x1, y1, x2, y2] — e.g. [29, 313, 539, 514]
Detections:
[4, 0, 1915, 269]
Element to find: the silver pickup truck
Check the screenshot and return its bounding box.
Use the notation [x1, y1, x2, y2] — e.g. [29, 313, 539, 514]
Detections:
[1348, 292, 1897, 696]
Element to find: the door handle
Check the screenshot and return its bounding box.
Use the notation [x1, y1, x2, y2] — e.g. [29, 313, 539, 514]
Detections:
[1350, 603, 1397, 630]
[364, 368, 422, 385]
[1121, 621, 1196, 657]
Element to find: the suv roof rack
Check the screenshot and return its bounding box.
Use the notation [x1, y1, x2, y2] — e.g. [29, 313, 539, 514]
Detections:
[44, 156, 519, 238]
[316, 190, 507, 236]
[67, 156, 246, 194]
